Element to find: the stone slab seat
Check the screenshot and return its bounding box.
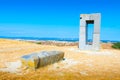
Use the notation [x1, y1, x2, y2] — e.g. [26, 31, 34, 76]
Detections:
[21, 51, 64, 69]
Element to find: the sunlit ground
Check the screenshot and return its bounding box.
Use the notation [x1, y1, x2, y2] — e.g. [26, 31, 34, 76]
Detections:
[0, 39, 120, 80]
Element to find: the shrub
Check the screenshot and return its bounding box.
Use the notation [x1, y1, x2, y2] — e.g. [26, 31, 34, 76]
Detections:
[36, 42, 41, 44]
[112, 42, 120, 49]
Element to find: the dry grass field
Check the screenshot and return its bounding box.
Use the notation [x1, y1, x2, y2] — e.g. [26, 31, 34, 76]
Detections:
[0, 39, 120, 80]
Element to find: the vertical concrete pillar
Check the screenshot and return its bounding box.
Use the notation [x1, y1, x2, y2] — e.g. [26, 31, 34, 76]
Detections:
[79, 13, 101, 50]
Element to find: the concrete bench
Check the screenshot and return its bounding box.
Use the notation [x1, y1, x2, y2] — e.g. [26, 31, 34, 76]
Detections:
[21, 51, 64, 69]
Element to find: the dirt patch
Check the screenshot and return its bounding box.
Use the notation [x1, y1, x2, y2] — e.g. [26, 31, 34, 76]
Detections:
[0, 60, 21, 73]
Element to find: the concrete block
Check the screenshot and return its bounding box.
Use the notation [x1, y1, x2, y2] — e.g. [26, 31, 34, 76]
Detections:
[21, 51, 64, 69]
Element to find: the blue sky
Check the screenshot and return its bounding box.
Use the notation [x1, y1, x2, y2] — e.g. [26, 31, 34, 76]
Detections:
[0, 0, 120, 41]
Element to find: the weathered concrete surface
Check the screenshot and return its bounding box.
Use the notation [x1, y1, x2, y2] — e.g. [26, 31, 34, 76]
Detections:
[21, 53, 39, 69]
[79, 13, 101, 50]
[21, 51, 64, 69]
[38, 51, 64, 67]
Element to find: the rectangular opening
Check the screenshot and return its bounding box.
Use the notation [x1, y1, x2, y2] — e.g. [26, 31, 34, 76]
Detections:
[86, 20, 94, 45]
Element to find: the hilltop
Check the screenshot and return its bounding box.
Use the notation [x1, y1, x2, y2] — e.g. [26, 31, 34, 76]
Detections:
[0, 39, 120, 80]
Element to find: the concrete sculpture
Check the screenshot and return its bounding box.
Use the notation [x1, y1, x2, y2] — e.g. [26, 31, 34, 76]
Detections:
[79, 13, 101, 50]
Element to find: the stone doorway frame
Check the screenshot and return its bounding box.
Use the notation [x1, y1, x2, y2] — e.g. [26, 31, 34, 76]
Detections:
[79, 13, 101, 50]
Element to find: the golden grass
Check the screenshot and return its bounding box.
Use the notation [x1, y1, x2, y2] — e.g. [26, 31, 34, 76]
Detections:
[0, 39, 120, 80]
